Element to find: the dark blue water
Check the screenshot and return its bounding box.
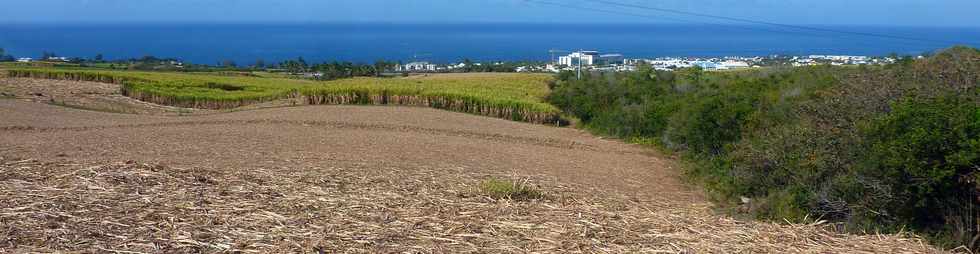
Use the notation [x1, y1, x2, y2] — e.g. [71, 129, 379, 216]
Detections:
[1, 23, 978, 64]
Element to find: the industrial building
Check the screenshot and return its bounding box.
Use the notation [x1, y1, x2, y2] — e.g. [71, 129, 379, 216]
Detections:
[397, 61, 437, 72]
[558, 51, 624, 66]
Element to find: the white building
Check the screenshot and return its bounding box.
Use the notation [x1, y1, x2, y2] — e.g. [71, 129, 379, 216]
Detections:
[558, 51, 627, 66]
[691, 61, 716, 69]
[544, 64, 560, 73]
[397, 62, 437, 72]
[720, 60, 750, 69]
[447, 63, 467, 69]
[559, 51, 599, 66]
[648, 59, 691, 69]
[16, 58, 32, 62]
[615, 65, 637, 72]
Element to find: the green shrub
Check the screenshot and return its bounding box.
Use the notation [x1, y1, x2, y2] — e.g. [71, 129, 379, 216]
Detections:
[857, 96, 980, 243]
[547, 47, 980, 249]
[666, 91, 758, 155]
[479, 178, 543, 201]
[755, 186, 812, 221]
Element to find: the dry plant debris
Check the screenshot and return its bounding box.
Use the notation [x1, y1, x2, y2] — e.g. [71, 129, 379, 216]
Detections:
[0, 158, 941, 253]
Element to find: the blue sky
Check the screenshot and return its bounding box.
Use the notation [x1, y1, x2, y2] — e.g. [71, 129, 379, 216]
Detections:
[2, 0, 979, 26]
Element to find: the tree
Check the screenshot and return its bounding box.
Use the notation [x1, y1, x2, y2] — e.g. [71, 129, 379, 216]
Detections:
[0, 48, 11, 62]
[41, 51, 57, 60]
[297, 57, 308, 69]
[282, 59, 305, 74]
[254, 59, 266, 69]
[374, 60, 388, 77]
[139, 55, 159, 63]
[222, 59, 237, 68]
[462, 58, 474, 72]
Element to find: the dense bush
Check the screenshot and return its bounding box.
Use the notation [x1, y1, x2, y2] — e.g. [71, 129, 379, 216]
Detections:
[666, 87, 759, 154]
[547, 47, 980, 249]
[857, 96, 979, 245]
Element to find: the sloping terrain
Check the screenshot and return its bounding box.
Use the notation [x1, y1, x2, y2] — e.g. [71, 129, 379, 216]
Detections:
[2, 69, 561, 123]
[0, 77, 211, 115]
[0, 81, 941, 252]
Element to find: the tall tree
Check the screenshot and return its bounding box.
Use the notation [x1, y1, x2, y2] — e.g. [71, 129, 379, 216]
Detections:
[297, 57, 308, 70]
[0, 48, 10, 62]
[41, 51, 56, 60]
[374, 60, 386, 77]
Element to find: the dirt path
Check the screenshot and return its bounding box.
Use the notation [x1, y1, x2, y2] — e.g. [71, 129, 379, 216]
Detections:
[0, 81, 940, 252]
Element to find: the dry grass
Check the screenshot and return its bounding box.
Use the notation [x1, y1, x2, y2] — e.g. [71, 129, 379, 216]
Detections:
[0, 158, 943, 253]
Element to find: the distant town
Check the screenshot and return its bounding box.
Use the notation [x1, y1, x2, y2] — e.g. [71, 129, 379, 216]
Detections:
[534, 50, 907, 73]
[392, 50, 908, 74]
[3, 48, 915, 78]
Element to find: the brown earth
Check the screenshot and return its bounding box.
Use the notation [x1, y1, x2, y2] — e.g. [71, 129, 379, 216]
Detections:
[0, 78, 305, 116]
[0, 77, 211, 115]
[0, 78, 942, 253]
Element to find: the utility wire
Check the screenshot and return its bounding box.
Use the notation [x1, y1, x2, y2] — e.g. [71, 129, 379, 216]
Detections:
[524, 0, 840, 40]
[584, 0, 972, 46]
[525, 0, 949, 51]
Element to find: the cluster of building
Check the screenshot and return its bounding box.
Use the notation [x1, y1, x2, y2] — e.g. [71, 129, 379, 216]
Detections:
[396, 61, 438, 72]
[394, 61, 488, 72]
[790, 55, 894, 66]
[16, 56, 69, 62]
[516, 50, 901, 73]
[367, 52, 903, 74]
[544, 50, 757, 72]
[626, 56, 756, 71]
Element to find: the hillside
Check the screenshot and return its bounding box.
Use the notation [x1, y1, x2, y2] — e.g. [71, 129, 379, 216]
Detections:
[548, 46, 980, 250]
[0, 98, 937, 253]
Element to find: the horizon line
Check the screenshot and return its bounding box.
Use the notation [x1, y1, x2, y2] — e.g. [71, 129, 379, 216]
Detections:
[2, 21, 979, 29]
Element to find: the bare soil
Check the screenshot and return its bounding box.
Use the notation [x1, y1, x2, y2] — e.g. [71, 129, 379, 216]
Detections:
[0, 78, 304, 116]
[0, 79, 942, 253]
[0, 77, 212, 115]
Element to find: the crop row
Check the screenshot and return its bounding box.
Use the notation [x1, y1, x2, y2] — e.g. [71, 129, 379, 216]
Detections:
[3, 68, 561, 124]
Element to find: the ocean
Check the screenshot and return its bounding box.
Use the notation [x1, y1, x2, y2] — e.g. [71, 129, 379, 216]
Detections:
[1, 23, 978, 65]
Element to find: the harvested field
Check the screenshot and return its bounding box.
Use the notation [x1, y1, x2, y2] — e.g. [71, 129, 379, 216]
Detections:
[3, 68, 561, 123]
[0, 77, 307, 116]
[0, 77, 211, 115]
[0, 98, 942, 253]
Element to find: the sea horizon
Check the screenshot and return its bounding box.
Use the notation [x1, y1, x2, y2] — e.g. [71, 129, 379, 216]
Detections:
[2, 22, 978, 64]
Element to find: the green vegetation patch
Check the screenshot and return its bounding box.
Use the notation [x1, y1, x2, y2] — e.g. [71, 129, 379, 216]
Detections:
[478, 178, 544, 201]
[547, 46, 980, 250]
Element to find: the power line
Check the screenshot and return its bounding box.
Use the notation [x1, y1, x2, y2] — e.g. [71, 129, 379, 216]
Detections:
[524, 0, 967, 59]
[525, 0, 950, 51]
[583, 0, 972, 46]
[524, 0, 835, 39]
